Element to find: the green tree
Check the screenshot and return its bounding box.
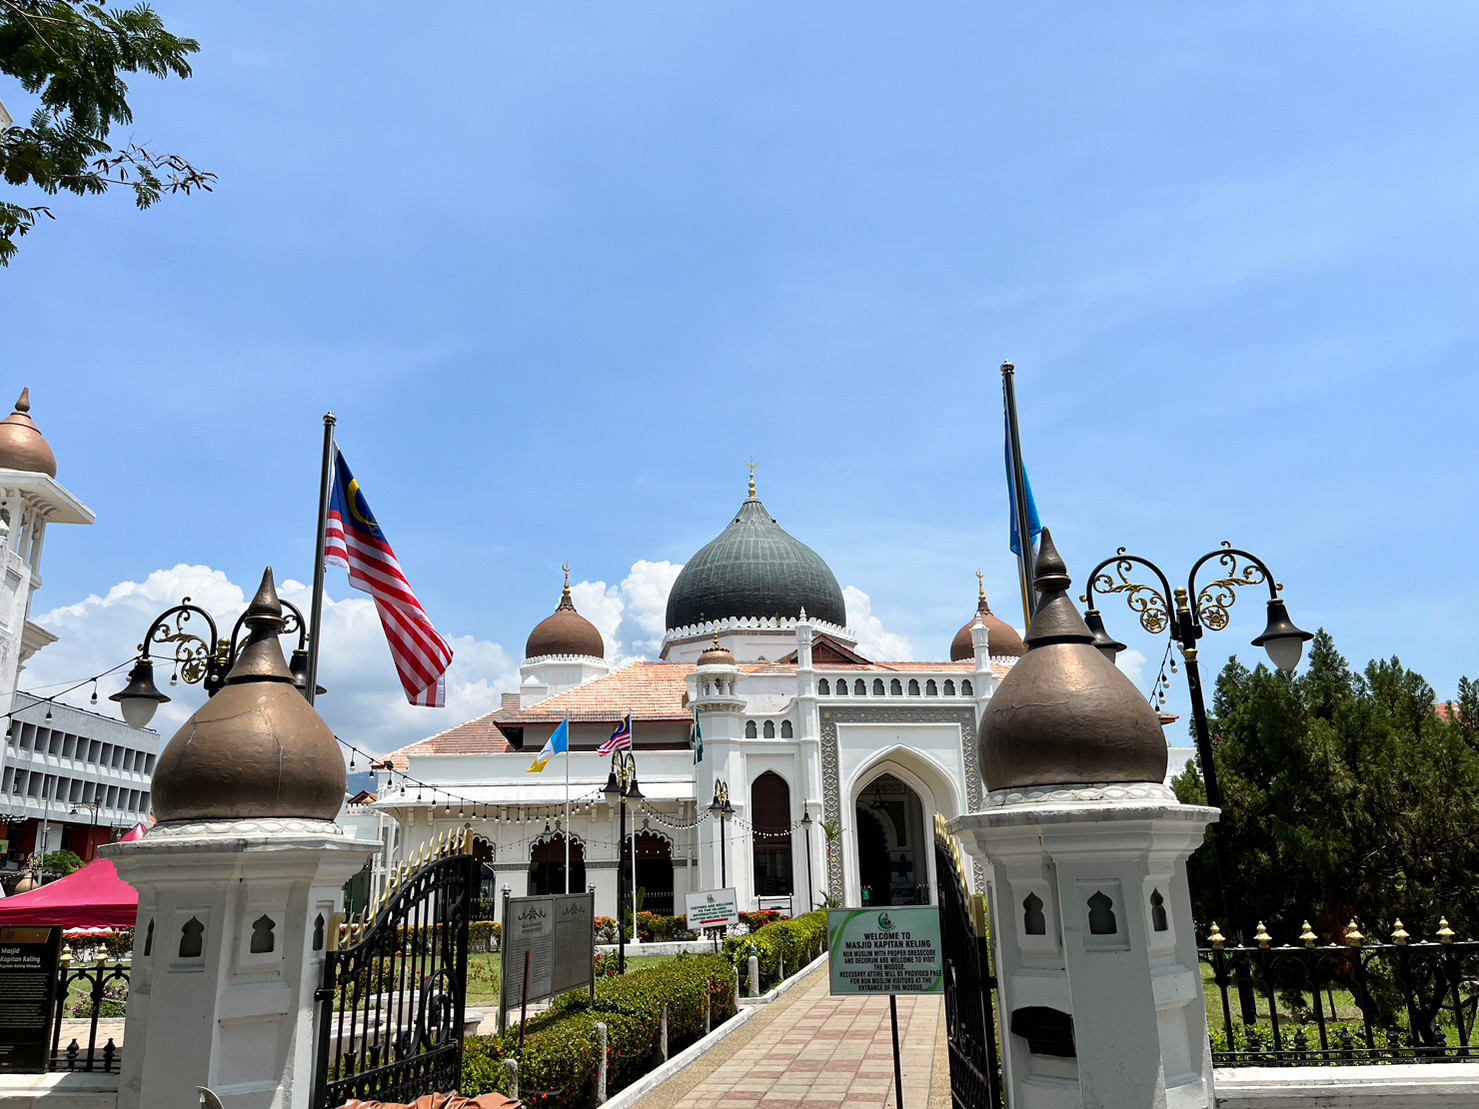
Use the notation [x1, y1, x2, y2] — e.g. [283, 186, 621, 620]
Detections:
[0, 0, 212, 264]
[41, 848, 83, 877]
[1173, 629, 1479, 943]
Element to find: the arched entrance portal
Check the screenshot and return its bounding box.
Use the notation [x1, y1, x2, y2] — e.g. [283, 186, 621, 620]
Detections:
[854, 773, 928, 906]
[529, 834, 585, 895]
[751, 772, 794, 898]
[632, 831, 674, 916]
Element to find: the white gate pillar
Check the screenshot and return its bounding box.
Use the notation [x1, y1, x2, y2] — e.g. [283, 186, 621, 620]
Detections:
[951, 532, 1217, 1109]
[101, 569, 376, 1109]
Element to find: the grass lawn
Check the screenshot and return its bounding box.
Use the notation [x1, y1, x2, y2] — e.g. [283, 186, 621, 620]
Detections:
[467, 952, 676, 1010]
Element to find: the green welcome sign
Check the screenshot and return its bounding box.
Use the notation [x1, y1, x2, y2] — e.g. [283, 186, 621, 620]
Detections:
[827, 907, 944, 995]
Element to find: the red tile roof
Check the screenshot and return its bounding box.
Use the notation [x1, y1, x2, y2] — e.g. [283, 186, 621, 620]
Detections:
[384, 656, 1015, 764]
[382, 716, 516, 767]
[496, 662, 698, 723]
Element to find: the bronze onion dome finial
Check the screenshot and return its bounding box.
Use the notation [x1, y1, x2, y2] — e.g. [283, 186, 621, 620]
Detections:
[979, 528, 1168, 790]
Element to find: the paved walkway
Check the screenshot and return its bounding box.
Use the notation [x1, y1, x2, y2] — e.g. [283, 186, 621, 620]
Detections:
[632, 965, 950, 1109]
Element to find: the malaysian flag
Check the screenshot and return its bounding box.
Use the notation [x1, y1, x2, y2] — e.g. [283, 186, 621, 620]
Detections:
[598, 713, 633, 757]
[324, 449, 453, 706]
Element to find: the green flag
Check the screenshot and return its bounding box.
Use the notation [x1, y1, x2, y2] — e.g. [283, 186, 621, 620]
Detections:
[693, 714, 704, 764]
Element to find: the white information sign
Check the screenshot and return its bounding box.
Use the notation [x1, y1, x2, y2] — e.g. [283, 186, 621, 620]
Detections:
[685, 888, 740, 929]
[827, 907, 944, 996]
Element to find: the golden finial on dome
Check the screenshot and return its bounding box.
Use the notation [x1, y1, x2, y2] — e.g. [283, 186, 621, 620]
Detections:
[746, 458, 757, 498]
[976, 570, 986, 602]
[562, 561, 571, 595]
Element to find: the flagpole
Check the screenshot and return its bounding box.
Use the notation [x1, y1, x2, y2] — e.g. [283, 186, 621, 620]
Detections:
[305, 412, 337, 706]
[1002, 362, 1038, 626]
[630, 713, 638, 940]
[564, 746, 571, 894]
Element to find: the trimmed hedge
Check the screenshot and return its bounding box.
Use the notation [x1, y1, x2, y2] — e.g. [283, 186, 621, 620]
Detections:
[461, 954, 737, 1109]
[724, 910, 827, 990]
[634, 912, 696, 942]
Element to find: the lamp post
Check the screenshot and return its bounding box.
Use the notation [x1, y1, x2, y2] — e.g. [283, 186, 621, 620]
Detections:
[801, 805, 815, 911]
[110, 595, 321, 729]
[709, 780, 733, 888]
[70, 799, 101, 861]
[1082, 541, 1312, 934]
[603, 749, 643, 975]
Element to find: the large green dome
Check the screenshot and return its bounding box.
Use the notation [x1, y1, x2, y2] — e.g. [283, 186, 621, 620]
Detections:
[665, 494, 847, 631]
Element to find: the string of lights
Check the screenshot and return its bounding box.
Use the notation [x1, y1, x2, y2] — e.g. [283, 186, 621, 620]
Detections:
[1146, 638, 1178, 711]
[1, 656, 140, 737]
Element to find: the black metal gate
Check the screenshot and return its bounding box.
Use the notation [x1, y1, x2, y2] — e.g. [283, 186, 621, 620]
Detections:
[310, 828, 479, 1109]
[935, 816, 1005, 1109]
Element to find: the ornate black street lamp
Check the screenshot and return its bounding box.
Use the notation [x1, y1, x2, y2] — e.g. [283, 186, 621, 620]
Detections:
[69, 799, 102, 861]
[603, 750, 643, 974]
[1082, 541, 1312, 932]
[709, 780, 734, 888]
[801, 805, 816, 911]
[110, 594, 321, 729]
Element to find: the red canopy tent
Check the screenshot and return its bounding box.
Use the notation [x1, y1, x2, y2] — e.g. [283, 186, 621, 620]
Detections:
[0, 823, 147, 930]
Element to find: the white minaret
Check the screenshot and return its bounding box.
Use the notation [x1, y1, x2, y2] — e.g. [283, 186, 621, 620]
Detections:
[0, 388, 95, 782]
[950, 532, 1217, 1109]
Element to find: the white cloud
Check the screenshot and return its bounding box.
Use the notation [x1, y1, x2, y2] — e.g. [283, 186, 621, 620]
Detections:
[1115, 648, 1148, 687]
[570, 560, 683, 664]
[26, 565, 517, 758]
[843, 586, 914, 661]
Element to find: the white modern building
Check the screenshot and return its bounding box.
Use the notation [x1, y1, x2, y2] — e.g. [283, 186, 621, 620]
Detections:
[1, 697, 158, 868]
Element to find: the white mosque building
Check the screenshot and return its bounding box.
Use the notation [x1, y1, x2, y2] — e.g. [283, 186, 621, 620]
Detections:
[375, 472, 1028, 918]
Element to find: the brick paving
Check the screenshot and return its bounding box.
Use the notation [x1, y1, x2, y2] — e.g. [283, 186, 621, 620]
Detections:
[632, 964, 950, 1109]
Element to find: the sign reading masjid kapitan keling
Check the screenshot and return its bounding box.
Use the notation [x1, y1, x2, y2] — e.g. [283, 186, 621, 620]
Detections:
[827, 907, 944, 996]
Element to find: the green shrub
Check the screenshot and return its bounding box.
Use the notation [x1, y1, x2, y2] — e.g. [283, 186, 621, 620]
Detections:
[470, 920, 501, 953]
[737, 909, 782, 933]
[724, 911, 827, 989]
[462, 955, 737, 1109]
[634, 912, 697, 942]
[69, 978, 127, 1018]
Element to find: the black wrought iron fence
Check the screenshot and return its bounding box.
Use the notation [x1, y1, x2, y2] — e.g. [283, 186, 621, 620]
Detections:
[1202, 919, 1479, 1066]
[50, 952, 129, 1073]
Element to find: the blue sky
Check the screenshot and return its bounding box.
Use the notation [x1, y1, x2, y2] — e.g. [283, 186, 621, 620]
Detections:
[7, 3, 1478, 755]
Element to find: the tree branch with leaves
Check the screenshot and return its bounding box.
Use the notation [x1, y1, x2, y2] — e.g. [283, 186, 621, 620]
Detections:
[0, 0, 212, 264]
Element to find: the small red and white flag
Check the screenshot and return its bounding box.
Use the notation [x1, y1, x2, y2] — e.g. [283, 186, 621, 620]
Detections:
[325, 449, 452, 706]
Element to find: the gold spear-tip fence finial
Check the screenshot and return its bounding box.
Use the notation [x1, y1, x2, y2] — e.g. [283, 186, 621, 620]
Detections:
[1300, 921, 1318, 948]
[746, 458, 757, 498]
[1438, 917, 1456, 944]
[1254, 922, 1272, 948]
[1207, 922, 1226, 949]
[1392, 919, 1410, 945]
[1345, 919, 1365, 948]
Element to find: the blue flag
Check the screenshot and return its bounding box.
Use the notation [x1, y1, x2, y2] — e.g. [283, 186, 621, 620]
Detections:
[1004, 412, 1043, 557]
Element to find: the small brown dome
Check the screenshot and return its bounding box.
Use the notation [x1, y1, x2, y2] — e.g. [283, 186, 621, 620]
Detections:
[950, 576, 1025, 661]
[525, 570, 604, 659]
[697, 636, 736, 667]
[980, 531, 1167, 791]
[0, 389, 57, 477]
[150, 568, 346, 822]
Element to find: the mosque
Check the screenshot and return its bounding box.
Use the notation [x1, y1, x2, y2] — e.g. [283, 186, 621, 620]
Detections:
[376, 469, 1028, 917]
